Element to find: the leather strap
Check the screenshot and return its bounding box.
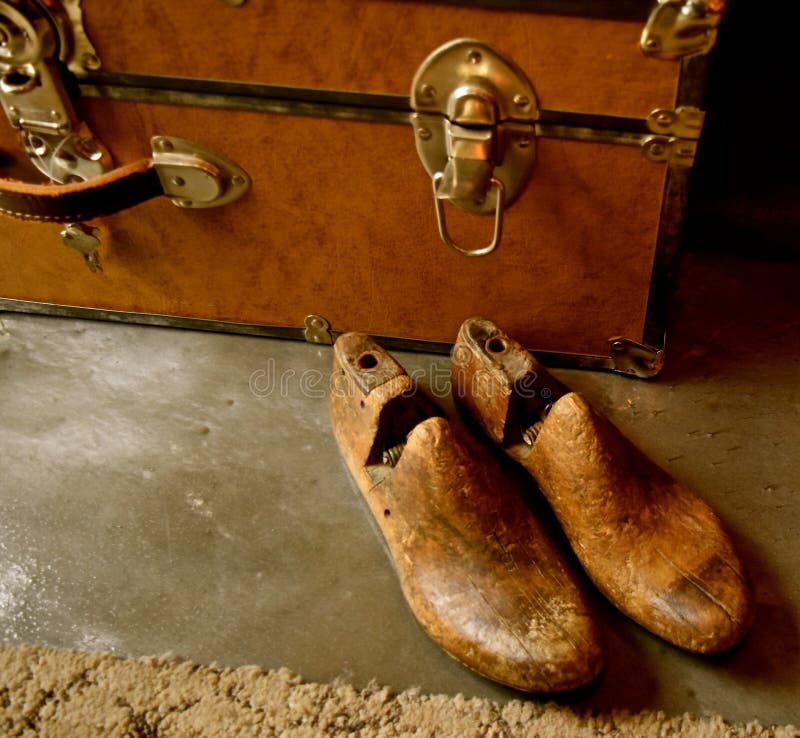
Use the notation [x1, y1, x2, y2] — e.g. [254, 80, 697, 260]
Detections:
[0, 160, 165, 223]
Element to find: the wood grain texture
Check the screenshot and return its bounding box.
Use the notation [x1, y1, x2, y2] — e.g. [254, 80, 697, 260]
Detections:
[451, 318, 754, 654]
[80, 0, 680, 118]
[527, 393, 754, 653]
[329, 332, 604, 692]
[0, 100, 666, 355]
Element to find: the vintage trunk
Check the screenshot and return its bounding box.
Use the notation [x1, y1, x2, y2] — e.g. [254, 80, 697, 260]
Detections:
[0, 0, 723, 377]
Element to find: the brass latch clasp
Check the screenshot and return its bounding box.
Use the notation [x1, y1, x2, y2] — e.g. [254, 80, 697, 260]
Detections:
[411, 39, 537, 256]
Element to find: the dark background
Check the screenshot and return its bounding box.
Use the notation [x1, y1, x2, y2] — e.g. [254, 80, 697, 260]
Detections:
[685, 0, 798, 259]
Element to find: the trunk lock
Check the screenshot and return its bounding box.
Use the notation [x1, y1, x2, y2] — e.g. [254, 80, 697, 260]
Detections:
[411, 39, 537, 256]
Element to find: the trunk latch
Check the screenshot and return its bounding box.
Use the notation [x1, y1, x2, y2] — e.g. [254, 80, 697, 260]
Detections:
[411, 39, 537, 256]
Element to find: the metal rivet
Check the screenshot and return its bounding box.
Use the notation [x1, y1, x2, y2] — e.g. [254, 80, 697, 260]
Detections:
[419, 84, 435, 100]
[49, 110, 60, 121]
[654, 111, 673, 126]
[513, 94, 529, 109]
[466, 50, 482, 64]
[649, 143, 666, 156]
[611, 340, 626, 351]
[170, 176, 185, 187]
[178, 199, 193, 207]
[516, 137, 532, 148]
[417, 127, 431, 140]
[644, 39, 659, 51]
[154, 138, 174, 153]
[26, 134, 47, 157]
[78, 138, 99, 155]
[232, 175, 246, 186]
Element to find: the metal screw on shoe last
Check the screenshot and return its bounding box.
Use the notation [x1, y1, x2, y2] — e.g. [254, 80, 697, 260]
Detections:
[383, 442, 407, 467]
[522, 420, 545, 446]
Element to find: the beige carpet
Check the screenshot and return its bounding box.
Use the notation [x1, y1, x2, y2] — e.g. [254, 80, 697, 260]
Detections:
[0, 644, 797, 738]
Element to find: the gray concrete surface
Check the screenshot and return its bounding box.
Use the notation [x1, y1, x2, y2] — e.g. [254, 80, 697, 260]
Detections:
[1, 250, 798, 726]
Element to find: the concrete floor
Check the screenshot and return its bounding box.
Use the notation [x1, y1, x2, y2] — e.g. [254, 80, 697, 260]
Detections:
[0, 250, 798, 726]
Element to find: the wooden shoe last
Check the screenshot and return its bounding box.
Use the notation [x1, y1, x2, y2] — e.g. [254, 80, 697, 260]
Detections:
[452, 317, 754, 654]
[329, 332, 604, 692]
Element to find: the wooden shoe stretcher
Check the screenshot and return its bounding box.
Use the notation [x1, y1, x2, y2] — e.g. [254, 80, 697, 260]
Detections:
[329, 331, 605, 692]
[451, 317, 754, 654]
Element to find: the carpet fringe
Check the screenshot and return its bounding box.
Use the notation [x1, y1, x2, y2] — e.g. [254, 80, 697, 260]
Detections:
[1, 643, 797, 738]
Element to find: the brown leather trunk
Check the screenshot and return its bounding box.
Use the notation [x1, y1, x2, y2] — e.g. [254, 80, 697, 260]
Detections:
[0, 0, 714, 376]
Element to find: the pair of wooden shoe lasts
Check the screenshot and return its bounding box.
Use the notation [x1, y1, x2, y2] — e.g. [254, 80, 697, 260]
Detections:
[328, 318, 753, 693]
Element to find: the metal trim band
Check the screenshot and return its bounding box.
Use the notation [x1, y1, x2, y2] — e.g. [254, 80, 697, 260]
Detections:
[639, 55, 711, 350]
[402, 0, 653, 22]
[78, 72, 652, 147]
[0, 298, 619, 373]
